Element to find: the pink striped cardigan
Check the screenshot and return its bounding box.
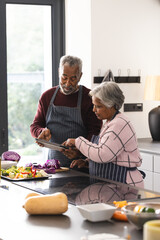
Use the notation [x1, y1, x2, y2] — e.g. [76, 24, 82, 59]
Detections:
[75, 112, 144, 188]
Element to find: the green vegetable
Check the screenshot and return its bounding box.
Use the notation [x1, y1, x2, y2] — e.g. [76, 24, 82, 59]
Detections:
[27, 173, 33, 178]
[142, 207, 155, 213]
[1, 169, 9, 176]
[25, 167, 31, 171]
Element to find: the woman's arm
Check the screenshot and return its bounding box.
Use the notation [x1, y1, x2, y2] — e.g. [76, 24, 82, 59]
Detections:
[75, 116, 136, 164]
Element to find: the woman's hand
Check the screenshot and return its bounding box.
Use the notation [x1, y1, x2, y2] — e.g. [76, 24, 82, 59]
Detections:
[64, 138, 76, 147]
[62, 148, 81, 159]
[70, 159, 89, 169]
[61, 138, 79, 159]
[36, 128, 51, 147]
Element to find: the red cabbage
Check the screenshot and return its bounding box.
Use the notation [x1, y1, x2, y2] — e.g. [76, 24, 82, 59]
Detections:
[2, 151, 21, 162]
[25, 159, 60, 174]
[42, 159, 60, 169]
[43, 167, 56, 174]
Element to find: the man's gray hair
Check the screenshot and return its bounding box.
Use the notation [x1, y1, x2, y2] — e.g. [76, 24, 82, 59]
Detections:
[89, 82, 125, 110]
[59, 55, 82, 77]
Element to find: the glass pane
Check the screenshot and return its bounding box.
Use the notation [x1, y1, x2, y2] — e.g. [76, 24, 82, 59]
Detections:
[6, 4, 52, 164]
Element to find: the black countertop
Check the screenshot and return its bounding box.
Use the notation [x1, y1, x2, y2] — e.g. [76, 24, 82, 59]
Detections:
[11, 169, 160, 204]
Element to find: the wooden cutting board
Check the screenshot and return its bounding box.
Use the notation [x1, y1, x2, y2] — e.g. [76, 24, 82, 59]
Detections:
[55, 167, 70, 173]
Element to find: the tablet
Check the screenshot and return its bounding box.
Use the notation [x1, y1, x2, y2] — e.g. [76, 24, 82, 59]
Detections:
[35, 138, 69, 151]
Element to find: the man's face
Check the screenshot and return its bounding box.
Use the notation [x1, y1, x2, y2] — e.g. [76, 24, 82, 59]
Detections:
[59, 63, 82, 95]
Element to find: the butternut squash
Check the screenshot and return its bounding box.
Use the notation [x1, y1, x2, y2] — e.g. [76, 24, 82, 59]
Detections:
[23, 192, 68, 215]
[25, 192, 41, 199]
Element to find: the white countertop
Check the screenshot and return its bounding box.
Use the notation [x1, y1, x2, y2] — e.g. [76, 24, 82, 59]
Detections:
[0, 180, 143, 240]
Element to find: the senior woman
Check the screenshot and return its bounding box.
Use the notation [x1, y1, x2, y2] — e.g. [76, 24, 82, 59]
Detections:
[63, 82, 144, 188]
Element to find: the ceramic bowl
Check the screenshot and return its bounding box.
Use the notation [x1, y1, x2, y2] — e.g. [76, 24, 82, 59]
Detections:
[122, 202, 160, 229]
[77, 203, 116, 222]
[1, 160, 18, 169]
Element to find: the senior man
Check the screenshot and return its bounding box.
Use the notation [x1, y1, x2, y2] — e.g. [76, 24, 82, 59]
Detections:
[30, 55, 102, 167]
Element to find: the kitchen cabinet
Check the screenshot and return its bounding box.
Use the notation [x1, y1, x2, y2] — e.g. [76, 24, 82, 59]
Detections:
[138, 138, 160, 193]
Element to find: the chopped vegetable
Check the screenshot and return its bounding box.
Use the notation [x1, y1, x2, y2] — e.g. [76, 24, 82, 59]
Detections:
[112, 200, 136, 222]
[112, 210, 128, 221]
[142, 207, 155, 213]
[133, 205, 145, 213]
[1, 166, 49, 179]
[134, 205, 156, 213]
[9, 172, 15, 179]
[39, 170, 49, 177]
[113, 201, 127, 208]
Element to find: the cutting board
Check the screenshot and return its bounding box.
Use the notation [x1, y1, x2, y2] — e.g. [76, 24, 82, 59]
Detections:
[55, 167, 69, 173]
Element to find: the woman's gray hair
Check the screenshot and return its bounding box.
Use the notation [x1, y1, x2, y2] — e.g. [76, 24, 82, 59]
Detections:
[59, 55, 82, 77]
[89, 82, 125, 110]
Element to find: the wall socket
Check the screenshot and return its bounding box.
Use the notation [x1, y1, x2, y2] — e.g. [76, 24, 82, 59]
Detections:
[124, 103, 143, 112]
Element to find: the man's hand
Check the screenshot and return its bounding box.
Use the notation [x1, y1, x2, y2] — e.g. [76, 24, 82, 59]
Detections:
[36, 128, 51, 147]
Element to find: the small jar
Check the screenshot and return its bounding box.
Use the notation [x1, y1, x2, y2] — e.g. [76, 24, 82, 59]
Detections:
[143, 220, 160, 240]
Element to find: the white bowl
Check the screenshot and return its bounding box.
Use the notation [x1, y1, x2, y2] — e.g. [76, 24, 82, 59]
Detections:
[77, 203, 116, 222]
[1, 160, 17, 169]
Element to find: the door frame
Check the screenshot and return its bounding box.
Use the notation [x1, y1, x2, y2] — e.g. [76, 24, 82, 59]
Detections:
[0, 0, 65, 154]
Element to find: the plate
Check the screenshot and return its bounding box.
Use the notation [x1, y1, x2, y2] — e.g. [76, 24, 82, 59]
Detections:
[81, 233, 126, 240]
[1, 175, 49, 181]
[1, 167, 69, 181]
[77, 203, 116, 222]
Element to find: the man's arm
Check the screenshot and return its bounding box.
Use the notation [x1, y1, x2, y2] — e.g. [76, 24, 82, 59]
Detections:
[30, 88, 54, 138]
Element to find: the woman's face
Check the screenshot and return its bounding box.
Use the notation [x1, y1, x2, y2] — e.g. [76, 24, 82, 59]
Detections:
[92, 96, 116, 121]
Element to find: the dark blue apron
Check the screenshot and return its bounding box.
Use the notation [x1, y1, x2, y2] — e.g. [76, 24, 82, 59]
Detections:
[89, 111, 142, 183]
[89, 135, 145, 183]
[89, 135, 132, 183]
[46, 85, 87, 167]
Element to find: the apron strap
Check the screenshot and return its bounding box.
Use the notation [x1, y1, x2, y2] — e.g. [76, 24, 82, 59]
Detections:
[50, 86, 60, 105]
[77, 85, 82, 108]
[46, 86, 59, 121]
[139, 170, 146, 179]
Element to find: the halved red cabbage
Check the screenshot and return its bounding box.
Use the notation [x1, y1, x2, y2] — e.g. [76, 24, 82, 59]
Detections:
[42, 159, 60, 169]
[2, 151, 21, 162]
[25, 159, 60, 174]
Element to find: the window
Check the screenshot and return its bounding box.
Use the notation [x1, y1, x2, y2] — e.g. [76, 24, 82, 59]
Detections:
[0, 0, 65, 163]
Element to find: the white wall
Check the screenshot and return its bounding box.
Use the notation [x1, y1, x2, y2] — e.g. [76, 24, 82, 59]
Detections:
[65, 0, 91, 88]
[65, 0, 160, 138]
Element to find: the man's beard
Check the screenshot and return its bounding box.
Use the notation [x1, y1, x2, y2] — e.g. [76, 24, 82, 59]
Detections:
[60, 83, 78, 95]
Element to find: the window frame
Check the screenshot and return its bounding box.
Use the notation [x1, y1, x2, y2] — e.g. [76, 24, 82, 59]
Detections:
[0, 0, 65, 154]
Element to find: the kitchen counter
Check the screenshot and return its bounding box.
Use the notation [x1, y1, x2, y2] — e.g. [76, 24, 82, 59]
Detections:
[137, 138, 160, 192]
[0, 170, 160, 240]
[138, 138, 160, 155]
